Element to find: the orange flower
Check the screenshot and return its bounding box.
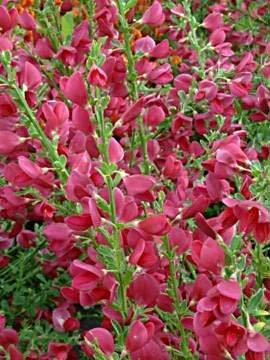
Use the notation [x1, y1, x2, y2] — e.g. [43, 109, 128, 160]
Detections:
[28, 9, 35, 18]
[16, 4, 24, 13]
[122, 55, 128, 66]
[81, 5, 88, 20]
[137, 0, 152, 12]
[24, 30, 34, 42]
[54, 0, 62, 5]
[21, 0, 34, 7]
[72, 8, 80, 17]
[110, 113, 120, 124]
[154, 27, 165, 38]
[132, 28, 142, 41]
[171, 55, 182, 65]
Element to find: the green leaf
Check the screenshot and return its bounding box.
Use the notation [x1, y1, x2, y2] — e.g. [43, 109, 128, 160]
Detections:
[231, 235, 242, 252]
[252, 310, 270, 317]
[247, 288, 264, 313]
[58, 154, 67, 167]
[95, 194, 110, 213]
[125, 0, 137, 11]
[61, 12, 74, 42]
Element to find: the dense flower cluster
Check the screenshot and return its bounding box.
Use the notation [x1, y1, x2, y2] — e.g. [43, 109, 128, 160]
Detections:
[0, 0, 270, 359]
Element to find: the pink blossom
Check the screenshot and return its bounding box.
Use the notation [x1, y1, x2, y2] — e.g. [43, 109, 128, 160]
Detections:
[142, 1, 165, 27]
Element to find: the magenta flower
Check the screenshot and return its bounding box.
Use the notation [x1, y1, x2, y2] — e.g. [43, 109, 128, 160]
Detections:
[126, 320, 149, 352]
[52, 307, 80, 332]
[150, 39, 170, 59]
[21, 62, 41, 90]
[191, 238, 224, 274]
[142, 1, 165, 27]
[88, 64, 108, 88]
[168, 227, 191, 255]
[48, 342, 73, 360]
[174, 74, 193, 93]
[71, 259, 103, 292]
[61, 72, 88, 106]
[128, 273, 160, 306]
[138, 215, 171, 236]
[129, 238, 159, 269]
[143, 105, 165, 127]
[44, 223, 73, 255]
[56, 46, 77, 66]
[229, 73, 253, 98]
[203, 12, 223, 31]
[0, 6, 18, 33]
[35, 37, 54, 59]
[147, 64, 173, 85]
[197, 280, 242, 319]
[84, 328, 115, 357]
[195, 80, 218, 102]
[108, 137, 124, 163]
[0, 131, 21, 155]
[209, 28, 226, 46]
[247, 332, 269, 354]
[18, 10, 36, 30]
[124, 174, 155, 196]
[134, 36, 156, 54]
[65, 214, 93, 231]
[126, 319, 170, 360]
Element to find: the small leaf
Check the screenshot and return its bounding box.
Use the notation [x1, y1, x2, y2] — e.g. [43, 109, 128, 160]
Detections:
[252, 310, 270, 317]
[125, 0, 137, 11]
[248, 288, 264, 313]
[231, 235, 242, 252]
[253, 322, 265, 332]
[96, 194, 110, 213]
[61, 12, 74, 42]
[59, 154, 67, 167]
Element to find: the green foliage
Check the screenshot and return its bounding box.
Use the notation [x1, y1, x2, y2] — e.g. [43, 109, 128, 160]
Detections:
[61, 12, 74, 43]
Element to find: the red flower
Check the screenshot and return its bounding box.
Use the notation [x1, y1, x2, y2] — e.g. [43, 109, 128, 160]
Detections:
[168, 227, 191, 255]
[0, 6, 17, 33]
[124, 175, 155, 196]
[128, 273, 160, 306]
[138, 215, 171, 236]
[48, 342, 73, 360]
[143, 105, 165, 127]
[71, 259, 103, 292]
[61, 72, 88, 106]
[197, 280, 242, 318]
[195, 80, 218, 102]
[88, 65, 108, 88]
[22, 61, 42, 90]
[223, 198, 270, 243]
[108, 137, 124, 163]
[84, 328, 114, 357]
[126, 320, 169, 360]
[52, 307, 80, 332]
[203, 12, 223, 31]
[65, 214, 93, 231]
[126, 320, 149, 353]
[147, 64, 173, 85]
[191, 238, 225, 274]
[0, 131, 21, 155]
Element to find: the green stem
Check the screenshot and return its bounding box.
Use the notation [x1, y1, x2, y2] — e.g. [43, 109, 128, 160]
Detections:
[115, 0, 150, 173]
[95, 89, 128, 317]
[83, 0, 96, 37]
[138, 117, 150, 174]
[255, 243, 264, 287]
[12, 86, 69, 184]
[163, 236, 193, 359]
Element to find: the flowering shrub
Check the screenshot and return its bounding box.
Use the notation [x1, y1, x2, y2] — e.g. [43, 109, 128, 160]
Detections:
[0, 0, 270, 359]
